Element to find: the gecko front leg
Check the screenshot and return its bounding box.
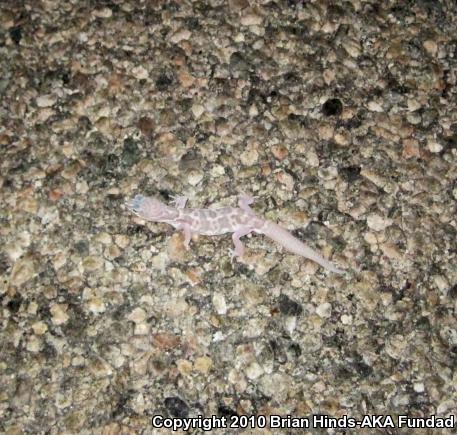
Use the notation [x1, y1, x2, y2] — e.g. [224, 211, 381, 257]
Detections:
[170, 195, 188, 209]
[170, 196, 192, 248]
[238, 194, 255, 214]
[230, 228, 253, 259]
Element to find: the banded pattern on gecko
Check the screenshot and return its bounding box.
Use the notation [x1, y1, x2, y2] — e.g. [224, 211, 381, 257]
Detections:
[126, 194, 344, 274]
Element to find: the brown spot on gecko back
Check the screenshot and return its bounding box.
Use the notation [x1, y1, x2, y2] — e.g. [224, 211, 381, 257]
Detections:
[234, 212, 250, 225]
[217, 215, 231, 228]
[207, 209, 218, 219]
[183, 207, 259, 235]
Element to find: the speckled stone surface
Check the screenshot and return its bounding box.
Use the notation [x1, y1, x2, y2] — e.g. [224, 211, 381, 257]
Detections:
[1, 0, 457, 433]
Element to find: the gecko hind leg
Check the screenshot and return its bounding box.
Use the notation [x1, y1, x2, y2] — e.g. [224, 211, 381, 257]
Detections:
[229, 228, 253, 260]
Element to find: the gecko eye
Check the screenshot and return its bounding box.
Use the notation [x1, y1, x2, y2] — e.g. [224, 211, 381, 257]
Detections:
[128, 194, 145, 212]
[127, 194, 147, 213]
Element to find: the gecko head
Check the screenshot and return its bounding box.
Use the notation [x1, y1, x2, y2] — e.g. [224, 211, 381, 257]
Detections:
[126, 194, 173, 221]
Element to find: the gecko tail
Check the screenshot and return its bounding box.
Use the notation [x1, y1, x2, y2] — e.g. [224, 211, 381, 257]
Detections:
[261, 221, 345, 274]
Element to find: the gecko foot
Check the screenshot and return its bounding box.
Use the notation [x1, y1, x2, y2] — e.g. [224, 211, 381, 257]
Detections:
[228, 249, 238, 263]
[229, 245, 245, 262]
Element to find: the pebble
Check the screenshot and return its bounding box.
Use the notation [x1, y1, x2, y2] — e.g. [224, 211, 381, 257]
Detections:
[151, 333, 181, 350]
[340, 314, 352, 325]
[426, 139, 443, 153]
[10, 254, 38, 286]
[36, 94, 56, 108]
[305, 149, 319, 167]
[367, 101, 384, 112]
[334, 131, 350, 146]
[407, 98, 421, 112]
[89, 357, 113, 378]
[212, 292, 227, 315]
[176, 359, 193, 376]
[245, 361, 264, 380]
[92, 7, 112, 18]
[275, 171, 294, 190]
[343, 38, 361, 58]
[318, 166, 338, 181]
[239, 148, 259, 166]
[127, 307, 147, 323]
[131, 66, 149, 80]
[187, 170, 204, 186]
[50, 303, 69, 325]
[423, 40, 438, 57]
[191, 104, 205, 119]
[170, 29, 191, 44]
[194, 356, 212, 374]
[134, 322, 149, 335]
[315, 302, 332, 319]
[384, 334, 407, 360]
[240, 13, 263, 26]
[82, 256, 104, 271]
[137, 116, 155, 136]
[86, 297, 106, 314]
[31, 321, 48, 335]
[380, 242, 402, 260]
[366, 213, 393, 231]
[271, 144, 288, 160]
[258, 373, 290, 401]
[17, 196, 38, 214]
[114, 234, 130, 249]
[210, 165, 225, 177]
[164, 297, 189, 318]
[151, 252, 169, 270]
[26, 335, 43, 353]
[402, 138, 421, 158]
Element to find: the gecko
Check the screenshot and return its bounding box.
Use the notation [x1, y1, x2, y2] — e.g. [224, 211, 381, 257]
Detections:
[126, 194, 344, 274]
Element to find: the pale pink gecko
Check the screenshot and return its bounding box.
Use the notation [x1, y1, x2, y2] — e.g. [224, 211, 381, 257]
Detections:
[126, 194, 344, 274]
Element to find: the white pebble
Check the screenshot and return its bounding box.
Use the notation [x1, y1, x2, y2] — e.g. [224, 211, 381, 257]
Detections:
[366, 213, 392, 231]
[427, 140, 443, 153]
[316, 302, 332, 318]
[36, 94, 56, 108]
[212, 292, 227, 315]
